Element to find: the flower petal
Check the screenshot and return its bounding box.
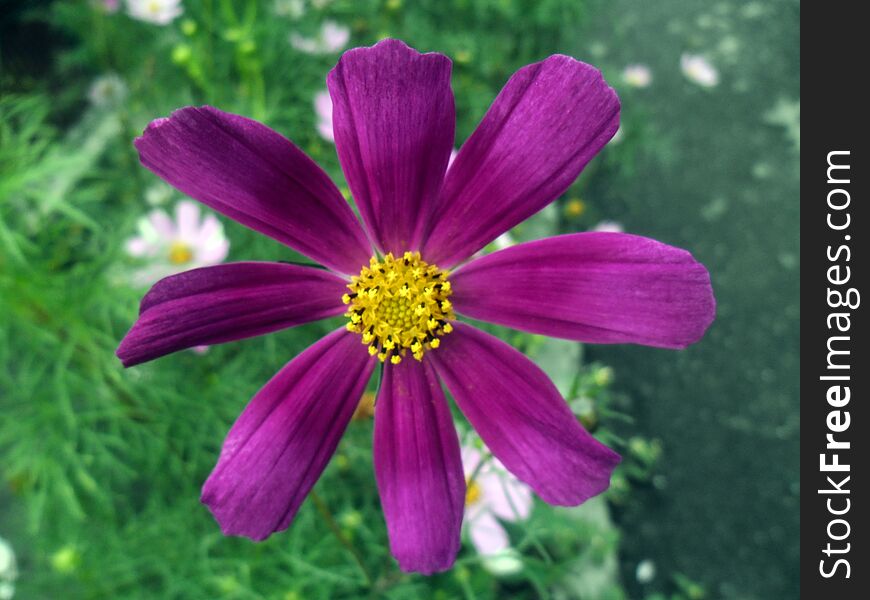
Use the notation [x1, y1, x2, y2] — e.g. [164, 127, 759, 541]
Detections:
[468, 511, 510, 556]
[374, 358, 465, 574]
[451, 232, 715, 349]
[175, 200, 200, 241]
[423, 56, 620, 267]
[478, 469, 533, 522]
[135, 106, 372, 274]
[201, 328, 375, 540]
[429, 323, 620, 505]
[328, 39, 454, 254]
[117, 262, 348, 366]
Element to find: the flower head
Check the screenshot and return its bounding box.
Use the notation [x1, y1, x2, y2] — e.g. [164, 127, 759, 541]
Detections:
[622, 64, 652, 88]
[462, 444, 533, 565]
[681, 53, 719, 87]
[126, 0, 182, 25]
[290, 20, 350, 54]
[118, 39, 714, 574]
[125, 200, 229, 286]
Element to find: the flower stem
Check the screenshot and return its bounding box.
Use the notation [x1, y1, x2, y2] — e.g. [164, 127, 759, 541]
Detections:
[309, 490, 374, 588]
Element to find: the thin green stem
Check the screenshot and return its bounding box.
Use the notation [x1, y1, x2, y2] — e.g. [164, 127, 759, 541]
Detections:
[309, 490, 374, 588]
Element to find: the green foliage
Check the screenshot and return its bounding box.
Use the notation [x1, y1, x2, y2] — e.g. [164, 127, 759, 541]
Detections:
[0, 1, 655, 598]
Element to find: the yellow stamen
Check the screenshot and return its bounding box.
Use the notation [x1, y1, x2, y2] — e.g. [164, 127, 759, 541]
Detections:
[343, 252, 456, 362]
[465, 479, 482, 506]
[168, 241, 193, 265]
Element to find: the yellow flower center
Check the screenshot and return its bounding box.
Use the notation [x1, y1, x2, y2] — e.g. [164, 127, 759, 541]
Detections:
[343, 252, 455, 364]
[168, 241, 194, 265]
[465, 479, 482, 506]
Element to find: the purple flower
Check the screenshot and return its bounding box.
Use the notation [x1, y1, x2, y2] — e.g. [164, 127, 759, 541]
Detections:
[117, 39, 715, 574]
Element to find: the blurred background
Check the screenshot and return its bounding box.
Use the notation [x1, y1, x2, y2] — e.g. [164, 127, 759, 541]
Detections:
[0, 0, 798, 598]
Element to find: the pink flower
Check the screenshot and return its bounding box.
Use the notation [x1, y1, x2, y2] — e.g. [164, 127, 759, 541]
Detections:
[314, 90, 334, 142]
[126, 0, 182, 25]
[125, 200, 229, 286]
[290, 20, 350, 54]
[462, 445, 533, 559]
[681, 53, 719, 88]
[117, 40, 714, 574]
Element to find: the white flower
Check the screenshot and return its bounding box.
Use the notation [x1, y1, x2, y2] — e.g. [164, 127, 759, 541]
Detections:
[622, 64, 652, 88]
[0, 536, 16, 599]
[462, 444, 533, 574]
[636, 559, 656, 584]
[680, 53, 719, 87]
[126, 0, 183, 25]
[593, 220, 624, 233]
[87, 73, 127, 108]
[314, 90, 334, 142]
[290, 20, 350, 54]
[125, 200, 229, 287]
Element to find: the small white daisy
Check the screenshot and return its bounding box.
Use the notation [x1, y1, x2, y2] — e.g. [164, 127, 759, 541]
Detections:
[462, 443, 533, 574]
[125, 200, 229, 287]
[314, 90, 334, 142]
[680, 53, 719, 88]
[126, 0, 183, 26]
[622, 64, 653, 88]
[290, 20, 350, 54]
[0, 536, 16, 600]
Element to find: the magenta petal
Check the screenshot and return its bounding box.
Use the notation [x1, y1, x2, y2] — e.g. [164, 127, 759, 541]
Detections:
[135, 106, 372, 274]
[429, 323, 620, 505]
[117, 262, 348, 366]
[373, 359, 465, 574]
[201, 329, 375, 540]
[328, 39, 454, 254]
[451, 233, 715, 349]
[423, 56, 620, 267]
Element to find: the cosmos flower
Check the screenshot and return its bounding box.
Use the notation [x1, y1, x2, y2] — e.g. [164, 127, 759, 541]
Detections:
[313, 90, 334, 142]
[622, 64, 652, 88]
[290, 20, 350, 54]
[125, 200, 229, 287]
[680, 53, 719, 87]
[117, 39, 715, 574]
[126, 0, 183, 25]
[462, 444, 533, 569]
